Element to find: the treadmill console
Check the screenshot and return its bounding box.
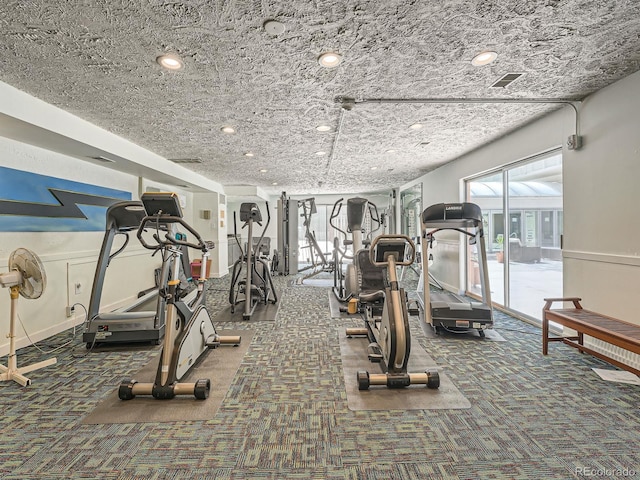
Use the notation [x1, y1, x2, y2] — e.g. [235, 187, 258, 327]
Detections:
[141, 192, 183, 218]
[421, 202, 483, 229]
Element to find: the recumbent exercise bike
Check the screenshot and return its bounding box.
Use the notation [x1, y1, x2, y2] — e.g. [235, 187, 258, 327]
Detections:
[346, 234, 440, 390]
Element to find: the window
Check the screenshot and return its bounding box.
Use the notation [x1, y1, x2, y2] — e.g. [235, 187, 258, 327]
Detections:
[466, 150, 563, 322]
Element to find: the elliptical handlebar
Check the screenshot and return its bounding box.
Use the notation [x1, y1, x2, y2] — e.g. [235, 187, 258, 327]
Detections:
[137, 215, 211, 253]
[329, 198, 347, 237]
[253, 202, 270, 256]
[366, 202, 383, 241]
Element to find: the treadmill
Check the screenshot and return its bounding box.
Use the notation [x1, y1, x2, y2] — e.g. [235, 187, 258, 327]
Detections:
[416, 202, 493, 336]
[82, 201, 191, 347]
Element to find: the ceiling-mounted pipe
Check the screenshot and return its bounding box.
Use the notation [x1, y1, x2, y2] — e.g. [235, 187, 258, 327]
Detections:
[334, 96, 583, 150]
[325, 105, 348, 173]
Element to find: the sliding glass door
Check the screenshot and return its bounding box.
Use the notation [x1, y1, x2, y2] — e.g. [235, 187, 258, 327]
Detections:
[466, 172, 504, 305]
[467, 150, 563, 322]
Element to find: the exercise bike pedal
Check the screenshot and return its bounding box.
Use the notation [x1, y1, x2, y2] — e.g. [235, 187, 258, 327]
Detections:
[366, 343, 383, 363]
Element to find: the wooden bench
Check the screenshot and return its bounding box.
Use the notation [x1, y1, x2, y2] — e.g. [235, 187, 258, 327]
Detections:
[542, 297, 640, 377]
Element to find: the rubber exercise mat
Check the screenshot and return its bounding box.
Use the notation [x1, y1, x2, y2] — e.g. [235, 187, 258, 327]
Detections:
[291, 277, 333, 287]
[327, 290, 359, 319]
[213, 296, 280, 322]
[81, 330, 252, 424]
[339, 327, 471, 411]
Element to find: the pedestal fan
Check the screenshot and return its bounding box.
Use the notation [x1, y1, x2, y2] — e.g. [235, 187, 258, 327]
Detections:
[0, 248, 57, 386]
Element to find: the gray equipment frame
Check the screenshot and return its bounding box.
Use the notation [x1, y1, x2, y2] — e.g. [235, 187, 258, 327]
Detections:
[417, 202, 493, 336]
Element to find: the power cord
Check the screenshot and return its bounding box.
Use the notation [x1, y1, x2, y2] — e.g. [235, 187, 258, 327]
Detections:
[15, 302, 88, 357]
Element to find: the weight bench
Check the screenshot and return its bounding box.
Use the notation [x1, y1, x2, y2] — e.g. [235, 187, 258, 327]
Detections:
[542, 297, 640, 377]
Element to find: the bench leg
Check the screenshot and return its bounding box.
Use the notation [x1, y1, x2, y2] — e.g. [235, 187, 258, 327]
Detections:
[542, 314, 549, 355]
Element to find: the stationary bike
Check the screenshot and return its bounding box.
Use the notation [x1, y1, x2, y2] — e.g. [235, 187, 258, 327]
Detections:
[229, 202, 278, 321]
[118, 192, 241, 400]
[346, 234, 440, 390]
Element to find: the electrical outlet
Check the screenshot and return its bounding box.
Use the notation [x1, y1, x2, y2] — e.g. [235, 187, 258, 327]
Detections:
[66, 305, 74, 317]
[74, 282, 83, 295]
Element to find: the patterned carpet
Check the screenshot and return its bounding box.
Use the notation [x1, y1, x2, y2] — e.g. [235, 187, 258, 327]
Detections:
[1, 269, 639, 479]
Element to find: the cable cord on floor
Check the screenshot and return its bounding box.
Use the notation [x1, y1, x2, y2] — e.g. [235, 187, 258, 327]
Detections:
[15, 302, 88, 357]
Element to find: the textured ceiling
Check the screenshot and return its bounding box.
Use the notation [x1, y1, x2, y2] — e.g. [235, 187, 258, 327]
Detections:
[1, 1, 640, 195]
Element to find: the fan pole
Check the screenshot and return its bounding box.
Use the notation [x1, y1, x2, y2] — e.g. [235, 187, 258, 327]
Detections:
[0, 286, 57, 387]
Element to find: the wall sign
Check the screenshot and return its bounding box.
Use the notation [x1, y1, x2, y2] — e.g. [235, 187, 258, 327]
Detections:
[0, 166, 131, 231]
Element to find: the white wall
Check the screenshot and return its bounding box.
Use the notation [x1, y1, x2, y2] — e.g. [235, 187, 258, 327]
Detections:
[0, 137, 153, 355]
[0, 137, 231, 356]
[560, 71, 640, 371]
[404, 69, 640, 327]
[191, 192, 228, 278]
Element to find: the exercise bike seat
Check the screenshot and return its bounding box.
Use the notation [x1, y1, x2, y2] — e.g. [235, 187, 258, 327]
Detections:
[356, 249, 386, 304]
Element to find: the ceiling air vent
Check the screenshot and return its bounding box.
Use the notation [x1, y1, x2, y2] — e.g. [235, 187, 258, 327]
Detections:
[491, 73, 524, 88]
[89, 155, 116, 163]
[169, 158, 203, 164]
[414, 141, 431, 148]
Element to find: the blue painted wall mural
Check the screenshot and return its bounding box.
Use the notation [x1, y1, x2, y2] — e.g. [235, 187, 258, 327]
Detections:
[0, 166, 131, 231]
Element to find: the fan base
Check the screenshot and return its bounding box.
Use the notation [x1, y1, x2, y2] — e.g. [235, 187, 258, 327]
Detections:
[0, 357, 57, 387]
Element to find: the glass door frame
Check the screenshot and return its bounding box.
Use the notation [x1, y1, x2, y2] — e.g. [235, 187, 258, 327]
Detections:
[464, 147, 563, 323]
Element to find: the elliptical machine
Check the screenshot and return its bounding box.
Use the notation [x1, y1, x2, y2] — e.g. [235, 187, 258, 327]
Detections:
[118, 192, 241, 400]
[346, 234, 440, 391]
[331, 197, 381, 303]
[229, 202, 278, 321]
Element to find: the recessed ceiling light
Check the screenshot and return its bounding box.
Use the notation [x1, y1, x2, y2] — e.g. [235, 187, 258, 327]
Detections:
[260, 169, 268, 173]
[272, 182, 278, 186]
[370, 166, 378, 170]
[156, 53, 184, 70]
[409, 123, 424, 130]
[315, 151, 327, 156]
[263, 19, 286, 36]
[244, 152, 255, 157]
[316, 125, 332, 132]
[385, 149, 396, 153]
[471, 51, 497, 66]
[221, 126, 236, 134]
[318, 51, 342, 68]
